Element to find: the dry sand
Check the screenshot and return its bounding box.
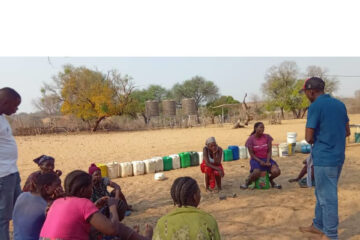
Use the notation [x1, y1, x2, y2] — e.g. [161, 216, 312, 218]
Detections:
[15, 114, 360, 240]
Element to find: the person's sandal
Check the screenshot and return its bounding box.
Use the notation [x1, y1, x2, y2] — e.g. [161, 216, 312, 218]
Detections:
[272, 183, 282, 189]
[240, 184, 248, 189]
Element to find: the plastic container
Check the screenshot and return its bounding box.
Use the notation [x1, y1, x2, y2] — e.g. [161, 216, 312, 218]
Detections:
[189, 151, 200, 166]
[120, 162, 133, 177]
[169, 154, 180, 169]
[132, 161, 145, 176]
[272, 144, 279, 157]
[294, 142, 302, 153]
[96, 163, 108, 178]
[287, 132, 297, 144]
[279, 143, 288, 157]
[223, 149, 233, 161]
[198, 151, 204, 163]
[255, 171, 270, 189]
[301, 144, 311, 154]
[239, 146, 248, 159]
[162, 156, 173, 171]
[152, 157, 164, 172]
[228, 146, 240, 160]
[179, 152, 191, 168]
[106, 162, 119, 179]
[355, 132, 360, 143]
[154, 172, 166, 181]
[143, 159, 156, 174]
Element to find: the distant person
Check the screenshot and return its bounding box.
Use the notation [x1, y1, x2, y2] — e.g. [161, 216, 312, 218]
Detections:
[299, 77, 350, 240]
[288, 154, 315, 188]
[240, 122, 282, 189]
[200, 137, 224, 192]
[0, 87, 22, 240]
[12, 173, 61, 240]
[89, 163, 132, 213]
[153, 177, 221, 240]
[40, 170, 152, 240]
[23, 155, 63, 198]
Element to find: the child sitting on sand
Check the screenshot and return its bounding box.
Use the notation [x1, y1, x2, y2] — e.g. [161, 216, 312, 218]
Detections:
[288, 154, 315, 188]
[13, 173, 61, 240]
[153, 177, 221, 240]
[23, 155, 64, 199]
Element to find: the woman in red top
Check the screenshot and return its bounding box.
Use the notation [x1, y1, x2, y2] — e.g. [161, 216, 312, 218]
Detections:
[240, 122, 281, 189]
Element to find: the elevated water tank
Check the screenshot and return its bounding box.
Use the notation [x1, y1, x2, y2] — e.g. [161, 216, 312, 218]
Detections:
[145, 100, 160, 117]
[182, 98, 197, 115]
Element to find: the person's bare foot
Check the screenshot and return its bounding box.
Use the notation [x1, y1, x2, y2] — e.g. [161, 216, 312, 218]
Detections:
[299, 224, 323, 235]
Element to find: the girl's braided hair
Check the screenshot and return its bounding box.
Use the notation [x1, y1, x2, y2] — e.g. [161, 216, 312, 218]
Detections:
[170, 176, 199, 207]
[64, 170, 92, 198]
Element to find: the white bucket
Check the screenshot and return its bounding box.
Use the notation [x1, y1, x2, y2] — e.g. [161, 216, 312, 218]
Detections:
[272, 145, 279, 157]
[132, 161, 145, 176]
[143, 159, 156, 174]
[169, 154, 181, 169]
[120, 162, 133, 177]
[279, 143, 288, 157]
[294, 142, 303, 153]
[239, 146, 248, 159]
[287, 132, 297, 144]
[152, 157, 164, 172]
[106, 162, 120, 179]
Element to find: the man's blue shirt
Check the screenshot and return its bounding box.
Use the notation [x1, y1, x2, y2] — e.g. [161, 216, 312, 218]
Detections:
[306, 94, 349, 166]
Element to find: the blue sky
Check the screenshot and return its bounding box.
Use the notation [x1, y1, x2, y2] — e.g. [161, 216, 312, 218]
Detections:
[1, 57, 360, 113]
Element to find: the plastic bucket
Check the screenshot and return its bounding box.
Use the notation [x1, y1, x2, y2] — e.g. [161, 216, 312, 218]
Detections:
[287, 132, 297, 144]
[239, 146, 248, 159]
[279, 143, 288, 157]
[96, 163, 108, 177]
[106, 162, 119, 179]
[272, 144, 279, 157]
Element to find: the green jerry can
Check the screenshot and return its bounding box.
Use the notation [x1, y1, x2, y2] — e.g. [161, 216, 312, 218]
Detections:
[255, 172, 270, 189]
[179, 152, 191, 168]
[223, 149, 233, 162]
[162, 156, 173, 171]
[189, 151, 199, 166]
[355, 132, 360, 143]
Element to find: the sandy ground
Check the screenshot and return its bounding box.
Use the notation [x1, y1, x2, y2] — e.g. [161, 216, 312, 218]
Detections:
[14, 114, 360, 240]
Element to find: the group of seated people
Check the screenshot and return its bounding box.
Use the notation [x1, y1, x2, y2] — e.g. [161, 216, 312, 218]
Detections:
[12, 121, 312, 240]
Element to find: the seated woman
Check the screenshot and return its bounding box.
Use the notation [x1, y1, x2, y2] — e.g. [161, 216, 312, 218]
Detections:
[240, 122, 282, 189]
[153, 177, 221, 240]
[89, 163, 132, 213]
[13, 173, 61, 240]
[23, 155, 64, 198]
[200, 137, 224, 192]
[39, 170, 152, 240]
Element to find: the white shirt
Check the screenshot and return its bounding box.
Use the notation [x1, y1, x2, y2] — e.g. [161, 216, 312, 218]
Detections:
[0, 115, 18, 177]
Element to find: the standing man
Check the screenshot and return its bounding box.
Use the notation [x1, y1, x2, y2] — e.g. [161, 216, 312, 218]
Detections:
[299, 78, 350, 240]
[0, 87, 22, 240]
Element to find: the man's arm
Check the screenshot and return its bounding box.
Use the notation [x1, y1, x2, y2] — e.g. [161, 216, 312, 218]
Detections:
[305, 128, 315, 144]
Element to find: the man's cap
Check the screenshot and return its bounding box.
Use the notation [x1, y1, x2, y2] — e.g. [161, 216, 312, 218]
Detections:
[299, 77, 325, 93]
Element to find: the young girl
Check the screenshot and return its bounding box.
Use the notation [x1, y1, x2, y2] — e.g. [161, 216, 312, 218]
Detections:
[240, 122, 282, 189]
[89, 163, 132, 213]
[200, 137, 224, 192]
[13, 173, 61, 240]
[23, 155, 63, 197]
[153, 177, 220, 240]
[40, 170, 152, 240]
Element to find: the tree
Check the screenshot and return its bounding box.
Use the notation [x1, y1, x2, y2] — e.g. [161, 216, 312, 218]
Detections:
[32, 86, 62, 115]
[306, 65, 339, 94]
[39, 65, 135, 131]
[262, 61, 299, 118]
[130, 85, 171, 124]
[172, 76, 219, 110]
[206, 96, 240, 123]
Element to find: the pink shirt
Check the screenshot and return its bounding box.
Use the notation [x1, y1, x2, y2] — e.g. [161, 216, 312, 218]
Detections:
[245, 134, 273, 159]
[40, 197, 98, 240]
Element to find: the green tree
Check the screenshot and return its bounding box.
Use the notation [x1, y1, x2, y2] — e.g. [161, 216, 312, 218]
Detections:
[206, 96, 240, 123]
[262, 61, 298, 118]
[172, 76, 219, 110]
[39, 65, 135, 131]
[131, 85, 171, 124]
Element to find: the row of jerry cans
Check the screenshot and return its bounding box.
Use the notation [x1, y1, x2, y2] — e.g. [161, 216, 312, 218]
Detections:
[224, 146, 249, 161]
[273, 141, 311, 157]
[96, 151, 204, 179]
